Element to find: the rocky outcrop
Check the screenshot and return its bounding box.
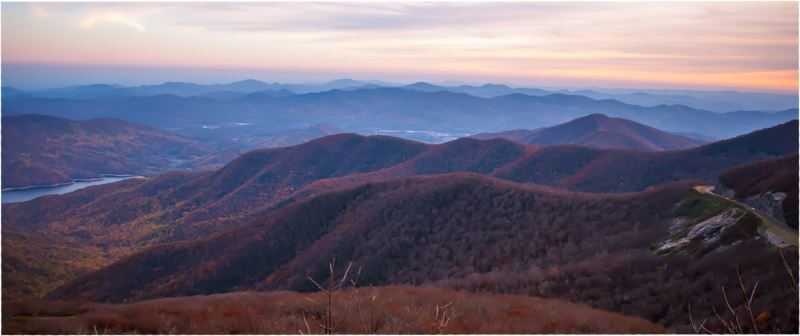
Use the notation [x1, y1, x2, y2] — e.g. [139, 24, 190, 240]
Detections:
[657, 207, 758, 256]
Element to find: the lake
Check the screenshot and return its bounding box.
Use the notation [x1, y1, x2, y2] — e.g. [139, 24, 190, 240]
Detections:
[2, 176, 140, 204]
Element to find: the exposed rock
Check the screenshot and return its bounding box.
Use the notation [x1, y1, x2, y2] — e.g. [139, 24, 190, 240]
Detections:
[657, 208, 750, 255]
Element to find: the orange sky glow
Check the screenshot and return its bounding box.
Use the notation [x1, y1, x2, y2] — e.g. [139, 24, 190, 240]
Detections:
[2, 2, 797, 92]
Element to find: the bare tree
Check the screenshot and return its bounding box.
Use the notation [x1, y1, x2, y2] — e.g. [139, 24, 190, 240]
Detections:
[307, 259, 353, 334]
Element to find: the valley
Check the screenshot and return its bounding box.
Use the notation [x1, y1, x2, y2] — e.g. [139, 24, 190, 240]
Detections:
[2, 115, 798, 333]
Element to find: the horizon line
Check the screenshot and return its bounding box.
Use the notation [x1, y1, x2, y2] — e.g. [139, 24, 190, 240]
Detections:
[3, 66, 798, 96]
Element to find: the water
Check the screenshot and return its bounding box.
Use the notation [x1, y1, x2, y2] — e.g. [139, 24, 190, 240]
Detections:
[2, 176, 139, 204]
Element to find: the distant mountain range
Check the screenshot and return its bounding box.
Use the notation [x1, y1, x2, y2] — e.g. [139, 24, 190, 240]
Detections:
[563, 88, 799, 113]
[6, 79, 796, 113]
[403, 81, 552, 97]
[400, 81, 798, 112]
[1, 115, 211, 188]
[3, 85, 796, 140]
[1, 79, 377, 100]
[472, 114, 705, 151]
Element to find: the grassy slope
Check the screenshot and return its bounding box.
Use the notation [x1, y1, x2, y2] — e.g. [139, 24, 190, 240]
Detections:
[3, 286, 664, 334]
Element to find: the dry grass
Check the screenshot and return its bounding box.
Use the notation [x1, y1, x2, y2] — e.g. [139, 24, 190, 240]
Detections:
[3, 286, 664, 334]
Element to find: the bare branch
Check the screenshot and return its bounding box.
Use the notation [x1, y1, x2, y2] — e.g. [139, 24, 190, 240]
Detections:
[350, 266, 363, 287]
[721, 285, 743, 333]
[338, 262, 353, 289]
[712, 305, 736, 334]
[779, 249, 798, 293]
[689, 303, 703, 333]
[736, 267, 759, 333]
[302, 313, 311, 335]
[749, 282, 759, 307]
[307, 275, 325, 292]
[699, 320, 713, 335]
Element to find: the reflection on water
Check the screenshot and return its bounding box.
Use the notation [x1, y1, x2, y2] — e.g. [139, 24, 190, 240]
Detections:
[2, 176, 140, 204]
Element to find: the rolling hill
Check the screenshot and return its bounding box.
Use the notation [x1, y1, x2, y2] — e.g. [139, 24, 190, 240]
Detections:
[1, 115, 212, 188]
[2, 120, 798, 331]
[3, 121, 795, 276]
[45, 173, 798, 331]
[53, 173, 672, 301]
[311, 119, 798, 194]
[473, 114, 705, 150]
[5, 120, 794, 253]
[2, 134, 428, 242]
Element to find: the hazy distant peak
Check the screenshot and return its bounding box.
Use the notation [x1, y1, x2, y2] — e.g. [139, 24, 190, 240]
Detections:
[325, 78, 363, 86]
[161, 81, 197, 86]
[230, 79, 266, 85]
[405, 82, 442, 89]
[479, 83, 512, 89]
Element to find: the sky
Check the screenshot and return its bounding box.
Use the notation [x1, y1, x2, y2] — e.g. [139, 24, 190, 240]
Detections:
[2, 1, 798, 92]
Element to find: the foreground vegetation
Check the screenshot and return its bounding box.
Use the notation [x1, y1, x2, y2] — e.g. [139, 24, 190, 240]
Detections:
[3, 286, 664, 334]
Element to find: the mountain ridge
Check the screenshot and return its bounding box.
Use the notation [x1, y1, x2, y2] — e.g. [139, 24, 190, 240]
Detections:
[4, 87, 796, 139]
[473, 113, 705, 150]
